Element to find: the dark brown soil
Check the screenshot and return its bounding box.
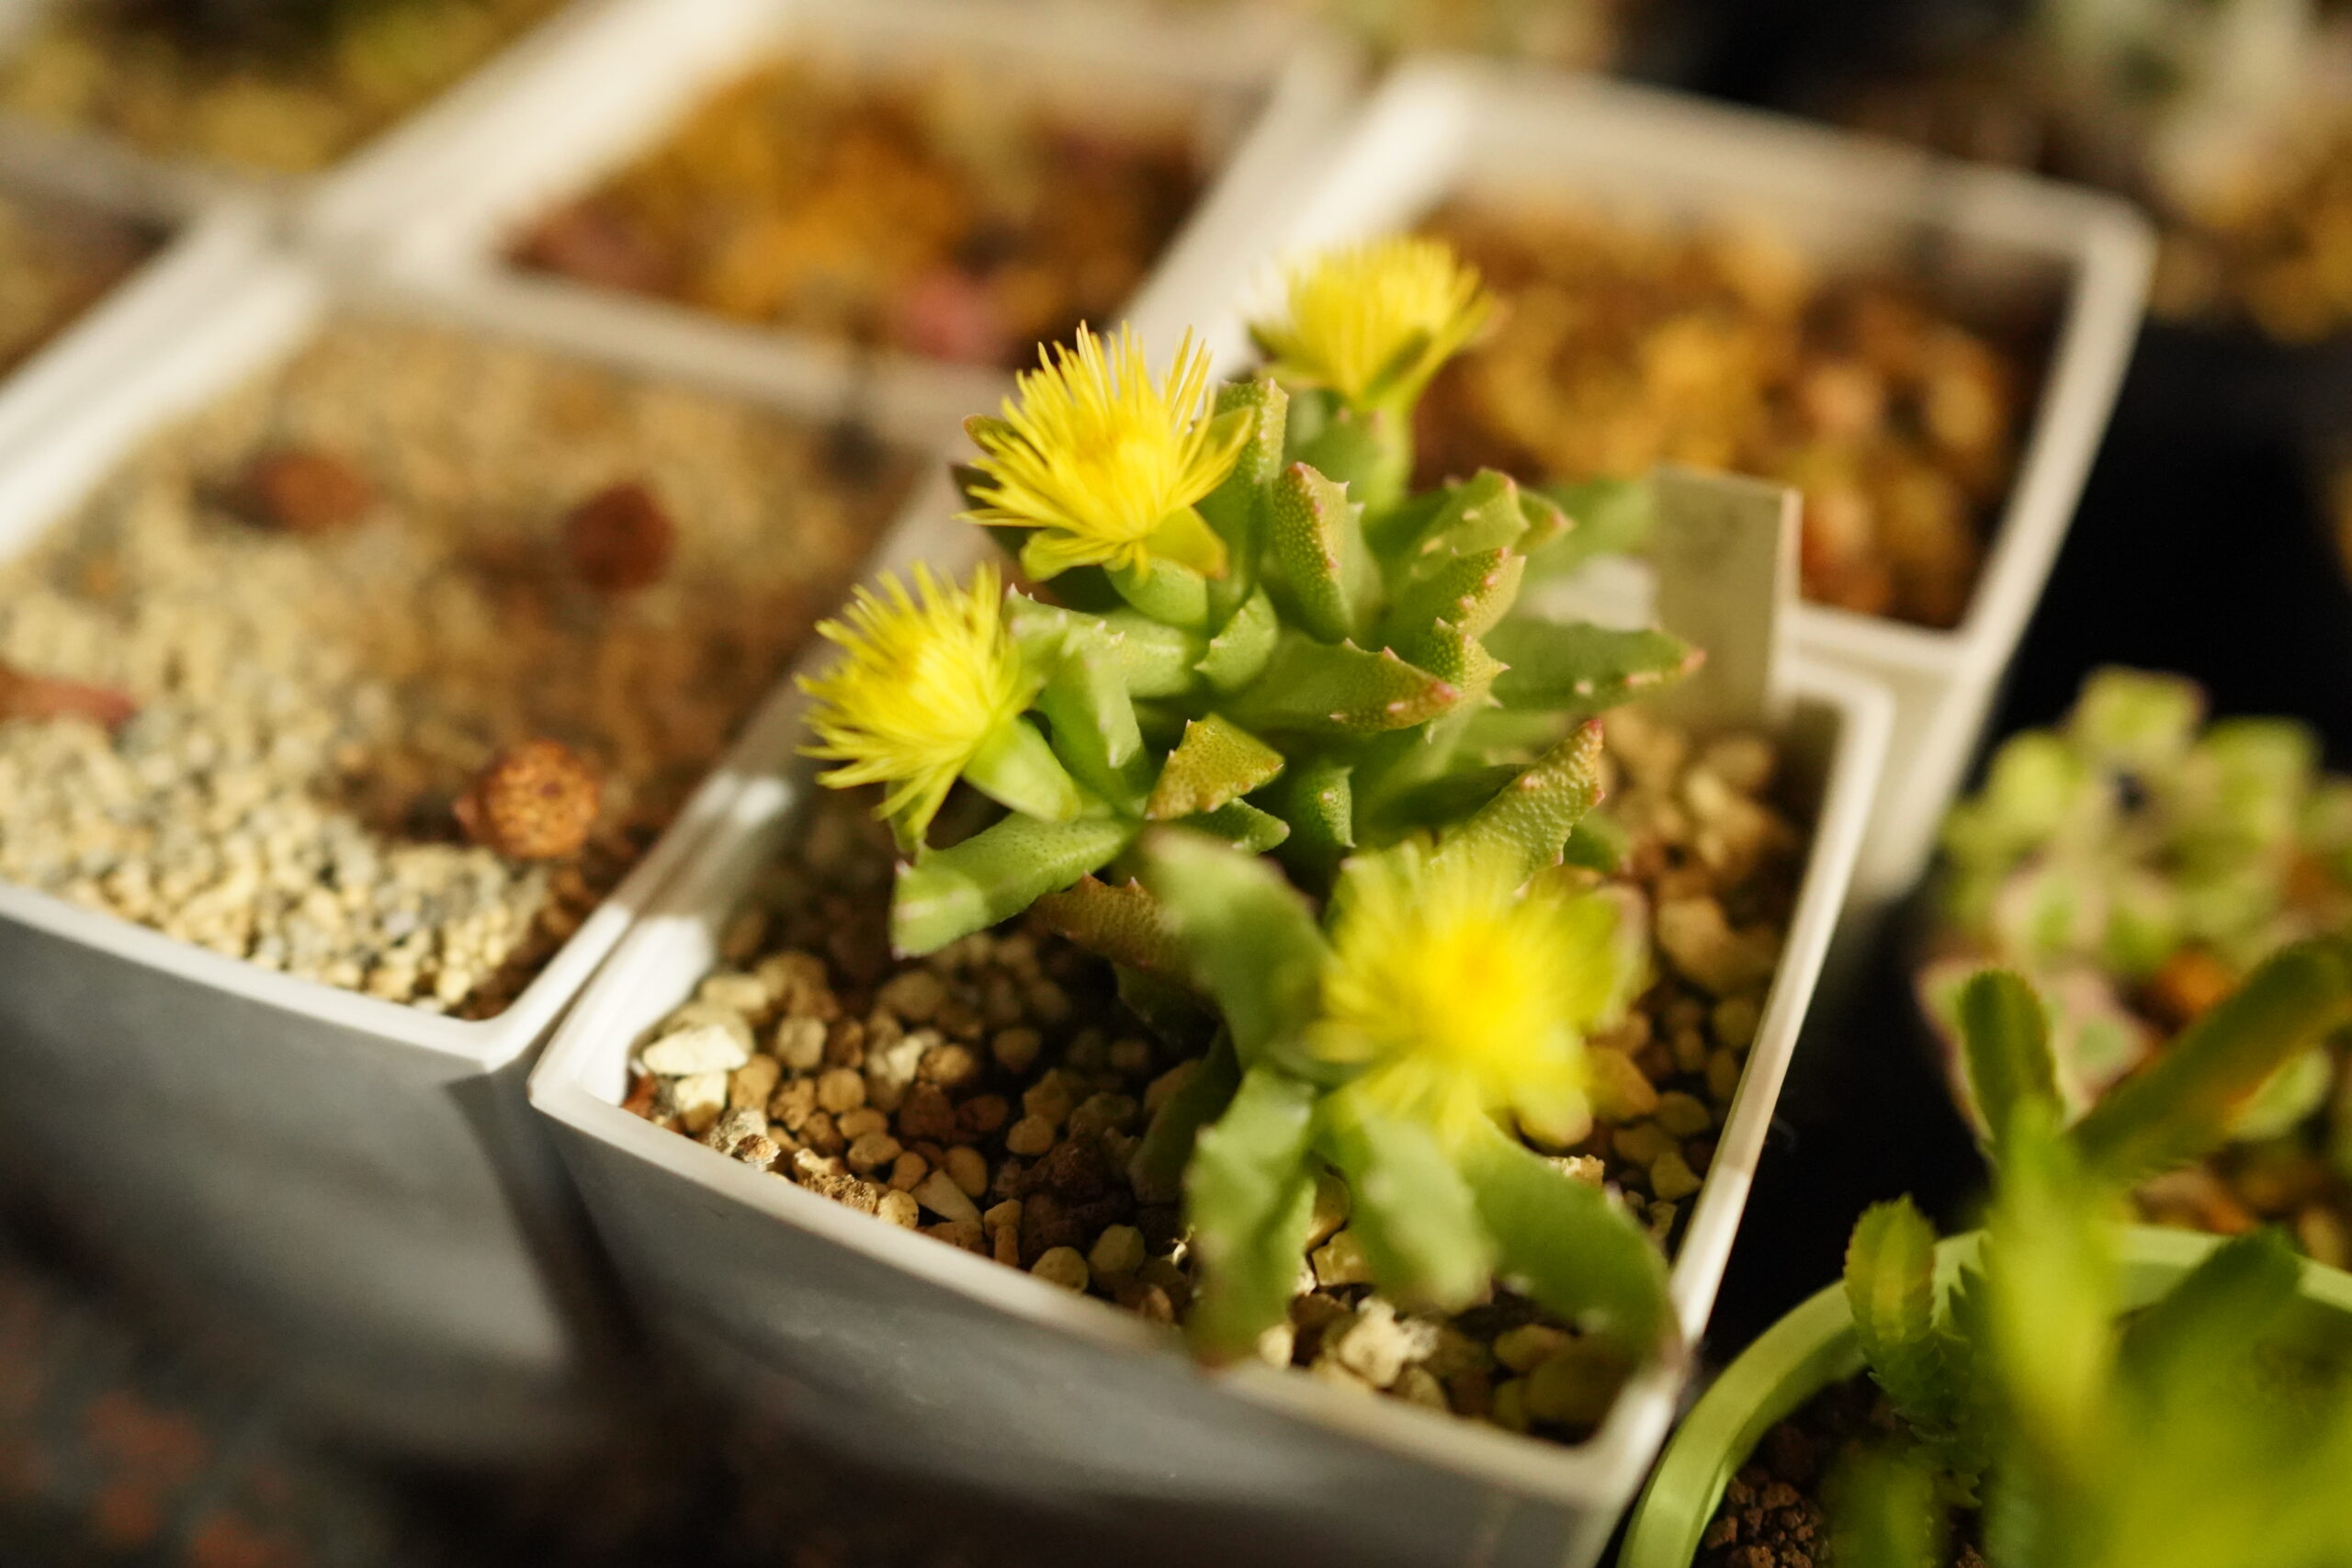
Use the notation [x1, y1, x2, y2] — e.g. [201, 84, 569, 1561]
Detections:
[1695, 1378, 1984, 1568]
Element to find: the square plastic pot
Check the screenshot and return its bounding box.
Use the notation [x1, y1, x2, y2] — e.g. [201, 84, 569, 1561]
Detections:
[526, 507, 1893, 1568]
[300, 0, 1358, 436]
[1190, 58, 2154, 922]
[0, 229, 956, 1462]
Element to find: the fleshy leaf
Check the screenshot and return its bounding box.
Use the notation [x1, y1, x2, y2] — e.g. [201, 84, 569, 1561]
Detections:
[1523, 476, 1653, 579]
[1266, 461, 1380, 643]
[1432, 720, 1606, 889]
[1385, 547, 1525, 648]
[1187, 799, 1291, 854]
[1454, 1118, 1671, 1357]
[1224, 633, 1462, 739]
[1289, 402, 1408, 521]
[964, 716, 1086, 823]
[1320, 1094, 1493, 1313]
[1487, 620, 1703, 716]
[1032, 876, 1189, 986]
[1129, 1032, 1242, 1204]
[1004, 593, 1203, 698]
[890, 817, 1136, 955]
[1106, 554, 1211, 629]
[1955, 968, 2060, 1155]
[1147, 715, 1286, 820]
[1269, 754, 1354, 886]
[1845, 1199, 1955, 1440]
[1196, 380, 1285, 623]
[1138, 829, 1329, 1066]
[1826, 1448, 1949, 1568]
[1035, 642, 1150, 811]
[1384, 468, 1526, 564]
[2116, 1229, 2301, 1401]
[1184, 1063, 1320, 1360]
[1197, 586, 1279, 693]
[2073, 940, 2352, 1186]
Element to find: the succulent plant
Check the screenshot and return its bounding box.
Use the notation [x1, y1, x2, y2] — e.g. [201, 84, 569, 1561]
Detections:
[1926, 667, 2352, 1142]
[799, 236, 1703, 1367]
[2032, 0, 2329, 211]
[1834, 958, 2352, 1568]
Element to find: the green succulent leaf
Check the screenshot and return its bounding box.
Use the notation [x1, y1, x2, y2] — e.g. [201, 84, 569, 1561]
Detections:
[1197, 586, 1279, 694]
[1387, 468, 1529, 565]
[1129, 1032, 1242, 1205]
[1138, 829, 1329, 1067]
[1289, 402, 1408, 520]
[891, 816, 1136, 955]
[1319, 1093, 1494, 1314]
[1196, 380, 1285, 622]
[1432, 720, 1606, 889]
[1826, 1447, 1950, 1568]
[1035, 642, 1150, 811]
[1845, 1199, 1956, 1440]
[1185, 1063, 1320, 1361]
[2073, 940, 2352, 1186]
[1187, 798, 1291, 854]
[1454, 1117, 1671, 1356]
[1486, 620, 1703, 716]
[1385, 547, 1526, 649]
[1005, 593, 1204, 699]
[1955, 968, 2061, 1156]
[1031, 875, 1189, 987]
[963, 716, 1087, 824]
[1107, 553, 1213, 630]
[1562, 811, 1632, 874]
[1523, 476, 1654, 579]
[1223, 632, 1463, 739]
[1984, 1100, 2116, 1478]
[2116, 1229, 2301, 1404]
[1266, 461, 1382, 643]
[1148, 714, 1286, 820]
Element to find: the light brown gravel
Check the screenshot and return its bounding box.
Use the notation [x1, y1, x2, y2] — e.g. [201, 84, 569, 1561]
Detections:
[0, 317, 910, 1015]
[0, 0, 563, 174]
[626, 708, 1805, 1443]
[510, 51, 1208, 370]
[1417, 199, 2040, 629]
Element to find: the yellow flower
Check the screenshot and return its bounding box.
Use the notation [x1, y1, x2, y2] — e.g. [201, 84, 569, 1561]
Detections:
[799, 562, 1038, 841]
[964, 323, 1248, 582]
[1252, 236, 1496, 409]
[1312, 849, 1621, 1149]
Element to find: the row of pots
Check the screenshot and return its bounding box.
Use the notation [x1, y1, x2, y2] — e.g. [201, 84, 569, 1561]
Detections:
[0, 3, 2159, 1563]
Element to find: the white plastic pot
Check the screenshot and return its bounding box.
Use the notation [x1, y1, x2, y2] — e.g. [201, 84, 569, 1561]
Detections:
[1194, 59, 2154, 922]
[0, 0, 611, 207]
[300, 0, 1359, 436]
[0, 230, 958, 1462]
[526, 501, 1893, 1568]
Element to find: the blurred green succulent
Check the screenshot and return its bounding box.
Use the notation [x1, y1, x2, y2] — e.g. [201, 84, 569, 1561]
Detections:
[1837, 958, 2352, 1568]
[1927, 667, 2352, 1138]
